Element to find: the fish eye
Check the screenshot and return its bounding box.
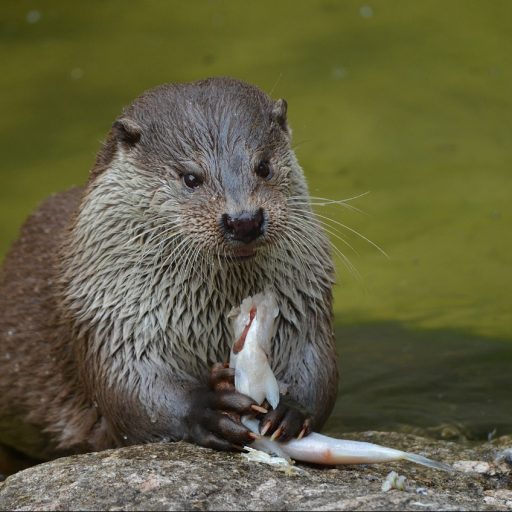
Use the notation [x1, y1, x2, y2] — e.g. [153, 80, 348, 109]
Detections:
[255, 160, 272, 180]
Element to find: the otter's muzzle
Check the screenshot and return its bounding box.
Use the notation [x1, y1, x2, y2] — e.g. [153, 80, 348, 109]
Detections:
[221, 209, 265, 244]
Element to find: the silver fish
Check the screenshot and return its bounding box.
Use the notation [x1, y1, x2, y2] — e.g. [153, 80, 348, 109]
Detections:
[229, 291, 454, 472]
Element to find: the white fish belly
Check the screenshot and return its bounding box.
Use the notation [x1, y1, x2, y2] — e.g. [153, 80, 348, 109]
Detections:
[280, 432, 406, 465]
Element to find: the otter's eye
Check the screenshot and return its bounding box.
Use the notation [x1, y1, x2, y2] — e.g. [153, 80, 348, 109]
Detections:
[255, 160, 272, 180]
[183, 174, 202, 189]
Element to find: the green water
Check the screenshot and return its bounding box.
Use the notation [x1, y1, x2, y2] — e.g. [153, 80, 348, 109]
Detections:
[1, 1, 511, 439]
[326, 323, 512, 440]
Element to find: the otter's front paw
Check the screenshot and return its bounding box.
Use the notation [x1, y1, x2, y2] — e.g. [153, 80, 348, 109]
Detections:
[259, 395, 312, 441]
[186, 388, 261, 451]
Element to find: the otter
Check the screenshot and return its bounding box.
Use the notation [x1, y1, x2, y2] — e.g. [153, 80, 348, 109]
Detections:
[0, 77, 337, 467]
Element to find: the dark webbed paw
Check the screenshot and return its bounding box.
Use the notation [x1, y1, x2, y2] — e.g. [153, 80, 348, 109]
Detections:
[259, 395, 312, 441]
[193, 364, 312, 447]
[185, 363, 263, 451]
[186, 388, 259, 451]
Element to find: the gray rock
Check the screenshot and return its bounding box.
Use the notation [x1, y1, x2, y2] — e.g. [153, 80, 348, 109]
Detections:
[0, 431, 511, 511]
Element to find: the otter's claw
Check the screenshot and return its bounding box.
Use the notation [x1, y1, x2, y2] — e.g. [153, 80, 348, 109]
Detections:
[259, 395, 312, 441]
[251, 404, 268, 414]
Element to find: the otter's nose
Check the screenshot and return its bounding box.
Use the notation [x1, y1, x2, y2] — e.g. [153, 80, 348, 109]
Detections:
[222, 209, 264, 244]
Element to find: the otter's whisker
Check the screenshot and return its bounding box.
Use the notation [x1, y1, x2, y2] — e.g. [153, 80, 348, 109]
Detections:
[289, 191, 371, 204]
[287, 209, 360, 256]
[160, 235, 190, 273]
[189, 241, 208, 285]
[281, 211, 327, 272]
[127, 220, 179, 246]
[184, 238, 208, 285]
[287, 192, 371, 215]
[287, 214, 361, 282]
[311, 211, 388, 259]
[287, 227, 330, 279]
[177, 239, 198, 279]
[130, 219, 182, 266]
[288, 198, 385, 258]
[139, 231, 183, 275]
[143, 226, 183, 265]
[281, 229, 316, 279]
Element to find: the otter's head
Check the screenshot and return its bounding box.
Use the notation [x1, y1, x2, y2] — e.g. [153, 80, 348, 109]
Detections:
[90, 77, 310, 265]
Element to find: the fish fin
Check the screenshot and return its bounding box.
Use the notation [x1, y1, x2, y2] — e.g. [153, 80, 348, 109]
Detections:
[402, 452, 455, 472]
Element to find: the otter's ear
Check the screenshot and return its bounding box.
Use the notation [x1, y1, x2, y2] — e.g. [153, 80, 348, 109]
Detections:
[112, 117, 142, 146]
[271, 98, 289, 133]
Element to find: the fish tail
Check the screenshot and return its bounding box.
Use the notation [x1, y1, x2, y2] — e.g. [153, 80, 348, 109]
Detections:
[402, 452, 455, 472]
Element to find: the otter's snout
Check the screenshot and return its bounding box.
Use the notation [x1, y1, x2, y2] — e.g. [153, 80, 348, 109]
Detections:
[221, 209, 264, 244]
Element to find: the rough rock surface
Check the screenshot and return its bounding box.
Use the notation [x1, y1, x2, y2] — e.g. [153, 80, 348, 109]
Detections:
[0, 431, 511, 511]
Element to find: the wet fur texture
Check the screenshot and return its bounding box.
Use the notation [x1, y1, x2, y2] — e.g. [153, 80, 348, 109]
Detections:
[0, 77, 337, 460]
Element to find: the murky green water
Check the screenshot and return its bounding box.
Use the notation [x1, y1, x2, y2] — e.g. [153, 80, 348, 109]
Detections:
[1, 1, 511, 438]
[326, 323, 512, 440]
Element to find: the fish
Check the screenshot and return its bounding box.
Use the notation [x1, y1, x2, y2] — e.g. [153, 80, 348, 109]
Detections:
[228, 292, 280, 409]
[228, 291, 454, 472]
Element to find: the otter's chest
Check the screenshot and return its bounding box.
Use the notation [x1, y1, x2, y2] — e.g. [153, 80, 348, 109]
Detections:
[160, 273, 307, 379]
[160, 279, 242, 375]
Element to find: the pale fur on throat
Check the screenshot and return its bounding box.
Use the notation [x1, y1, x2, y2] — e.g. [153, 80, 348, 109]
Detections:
[60, 151, 332, 387]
